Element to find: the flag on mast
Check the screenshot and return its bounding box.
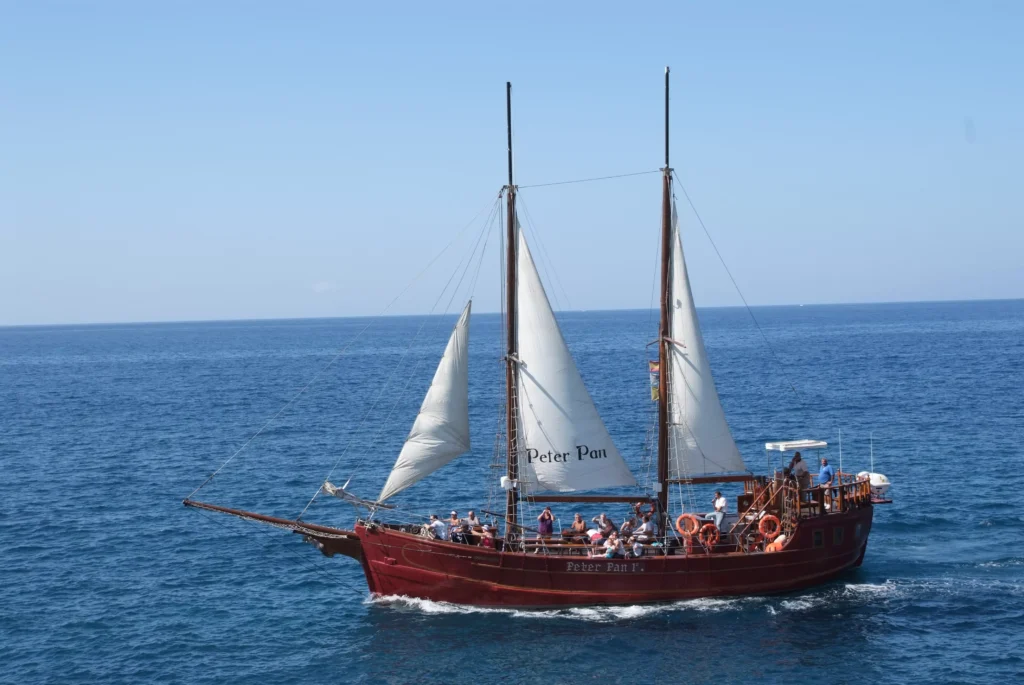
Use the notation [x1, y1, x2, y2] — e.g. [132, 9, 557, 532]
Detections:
[648, 360, 660, 401]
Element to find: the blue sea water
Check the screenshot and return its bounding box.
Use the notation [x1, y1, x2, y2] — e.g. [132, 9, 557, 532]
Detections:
[2, 301, 1023, 685]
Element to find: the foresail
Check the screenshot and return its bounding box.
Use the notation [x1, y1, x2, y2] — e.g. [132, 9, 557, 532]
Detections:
[667, 202, 747, 477]
[516, 230, 637, 493]
[378, 301, 472, 502]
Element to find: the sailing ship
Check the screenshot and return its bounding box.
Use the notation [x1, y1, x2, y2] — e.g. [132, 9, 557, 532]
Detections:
[185, 69, 890, 607]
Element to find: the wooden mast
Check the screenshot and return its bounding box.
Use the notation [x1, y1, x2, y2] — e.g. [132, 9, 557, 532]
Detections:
[504, 81, 519, 542]
[657, 67, 672, 531]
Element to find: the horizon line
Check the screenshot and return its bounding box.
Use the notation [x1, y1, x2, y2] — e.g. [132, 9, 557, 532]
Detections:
[1, 296, 1021, 330]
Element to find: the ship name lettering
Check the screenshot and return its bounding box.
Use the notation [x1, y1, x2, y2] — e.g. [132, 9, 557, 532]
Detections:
[564, 561, 644, 573]
[525, 444, 608, 464]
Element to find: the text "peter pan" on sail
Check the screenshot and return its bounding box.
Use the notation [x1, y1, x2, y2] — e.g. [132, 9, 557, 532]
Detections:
[525, 445, 609, 463]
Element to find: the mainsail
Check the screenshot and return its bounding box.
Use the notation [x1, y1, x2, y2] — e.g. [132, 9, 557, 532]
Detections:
[666, 201, 747, 477]
[378, 301, 472, 502]
[515, 230, 637, 493]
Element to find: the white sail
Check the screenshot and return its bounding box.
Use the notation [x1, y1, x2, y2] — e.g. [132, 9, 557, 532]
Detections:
[378, 301, 472, 502]
[515, 230, 637, 493]
[667, 202, 747, 477]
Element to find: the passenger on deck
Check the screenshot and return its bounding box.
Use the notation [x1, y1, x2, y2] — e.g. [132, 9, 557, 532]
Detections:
[480, 525, 496, 549]
[706, 491, 727, 529]
[818, 458, 837, 509]
[628, 536, 644, 558]
[566, 513, 587, 543]
[634, 513, 656, 542]
[427, 515, 448, 540]
[451, 522, 473, 544]
[465, 510, 482, 529]
[537, 506, 555, 537]
[619, 516, 636, 537]
[818, 458, 835, 488]
[603, 531, 625, 559]
[592, 513, 617, 538]
[790, 452, 811, 492]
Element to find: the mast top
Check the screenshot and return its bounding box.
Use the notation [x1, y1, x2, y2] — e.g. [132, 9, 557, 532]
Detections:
[506, 81, 514, 190]
[664, 66, 670, 170]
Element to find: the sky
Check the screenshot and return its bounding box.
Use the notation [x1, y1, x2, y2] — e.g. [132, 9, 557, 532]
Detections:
[1, 2, 1022, 326]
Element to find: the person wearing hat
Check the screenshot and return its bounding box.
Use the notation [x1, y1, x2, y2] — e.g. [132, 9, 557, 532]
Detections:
[480, 524, 496, 549]
[447, 511, 461, 538]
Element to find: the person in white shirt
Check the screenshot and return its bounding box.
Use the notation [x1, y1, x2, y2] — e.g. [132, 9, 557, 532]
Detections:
[427, 515, 448, 541]
[789, 452, 811, 494]
[591, 513, 617, 538]
[633, 514, 656, 542]
[706, 491, 727, 529]
[628, 536, 644, 558]
[465, 511, 482, 529]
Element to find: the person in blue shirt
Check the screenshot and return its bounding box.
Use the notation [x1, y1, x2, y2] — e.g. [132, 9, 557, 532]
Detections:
[818, 458, 836, 487]
[818, 458, 837, 512]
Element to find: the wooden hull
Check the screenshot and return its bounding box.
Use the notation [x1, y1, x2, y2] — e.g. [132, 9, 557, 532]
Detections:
[349, 506, 873, 608]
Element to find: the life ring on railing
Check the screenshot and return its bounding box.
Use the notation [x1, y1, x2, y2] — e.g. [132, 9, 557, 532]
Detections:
[698, 523, 720, 548]
[676, 513, 701, 537]
[759, 514, 782, 541]
[634, 501, 656, 518]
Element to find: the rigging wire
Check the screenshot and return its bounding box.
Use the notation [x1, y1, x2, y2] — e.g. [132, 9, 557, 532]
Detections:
[195, 508, 368, 596]
[185, 196, 500, 502]
[298, 202, 500, 519]
[516, 193, 573, 312]
[674, 182, 800, 397]
[519, 169, 661, 189]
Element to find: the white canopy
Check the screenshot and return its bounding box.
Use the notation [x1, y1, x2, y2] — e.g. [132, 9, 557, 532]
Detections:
[515, 229, 637, 493]
[764, 439, 828, 452]
[378, 301, 472, 502]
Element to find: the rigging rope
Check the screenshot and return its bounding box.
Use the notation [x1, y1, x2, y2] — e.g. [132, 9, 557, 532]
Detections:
[516, 194, 573, 312]
[196, 508, 368, 596]
[675, 182, 801, 397]
[518, 169, 661, 189]
[298, 204, 499, 519]
[185, 196, 501, 501]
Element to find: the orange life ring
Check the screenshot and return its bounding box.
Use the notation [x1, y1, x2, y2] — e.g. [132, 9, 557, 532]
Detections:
[675, 513, 701, 537]
[634, 501, 656, 518]
[698, 523, 720, 548]
[759, 514, 781, 541]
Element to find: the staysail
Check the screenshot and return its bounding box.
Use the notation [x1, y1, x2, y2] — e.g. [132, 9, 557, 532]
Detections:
[666, 202, 747, 477]
[515, 230, 637, 493]
[378, 301, 472, 502]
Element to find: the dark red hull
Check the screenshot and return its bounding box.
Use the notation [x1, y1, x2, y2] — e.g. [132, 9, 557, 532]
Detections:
[352, 505, 873, 607]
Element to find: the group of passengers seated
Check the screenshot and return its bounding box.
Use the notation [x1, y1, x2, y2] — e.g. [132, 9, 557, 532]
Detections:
[425, 510, 498, 548]
[423, 502, 670, 557]
[561, 506, 659, 558]
[588, 530, 648, 559]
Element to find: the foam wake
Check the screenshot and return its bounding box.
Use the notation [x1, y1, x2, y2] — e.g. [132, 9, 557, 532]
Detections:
[367, 594, 767, 622]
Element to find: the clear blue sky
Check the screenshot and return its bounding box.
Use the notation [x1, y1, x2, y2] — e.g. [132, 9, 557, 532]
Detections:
[2, 2, 1021, 325]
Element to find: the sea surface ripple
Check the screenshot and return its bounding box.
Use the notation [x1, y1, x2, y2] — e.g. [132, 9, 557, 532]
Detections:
[2, 301, 1022, 684]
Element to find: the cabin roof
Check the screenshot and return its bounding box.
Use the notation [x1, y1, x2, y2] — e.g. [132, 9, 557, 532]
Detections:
[764, 439, 828, 452]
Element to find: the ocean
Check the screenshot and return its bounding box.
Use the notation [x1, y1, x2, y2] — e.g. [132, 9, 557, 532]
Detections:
[2, 300, 1022, 684]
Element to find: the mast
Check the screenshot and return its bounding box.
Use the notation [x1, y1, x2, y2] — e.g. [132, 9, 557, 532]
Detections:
[504, 81, 519, 541]
[657, 66, 671, 531]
